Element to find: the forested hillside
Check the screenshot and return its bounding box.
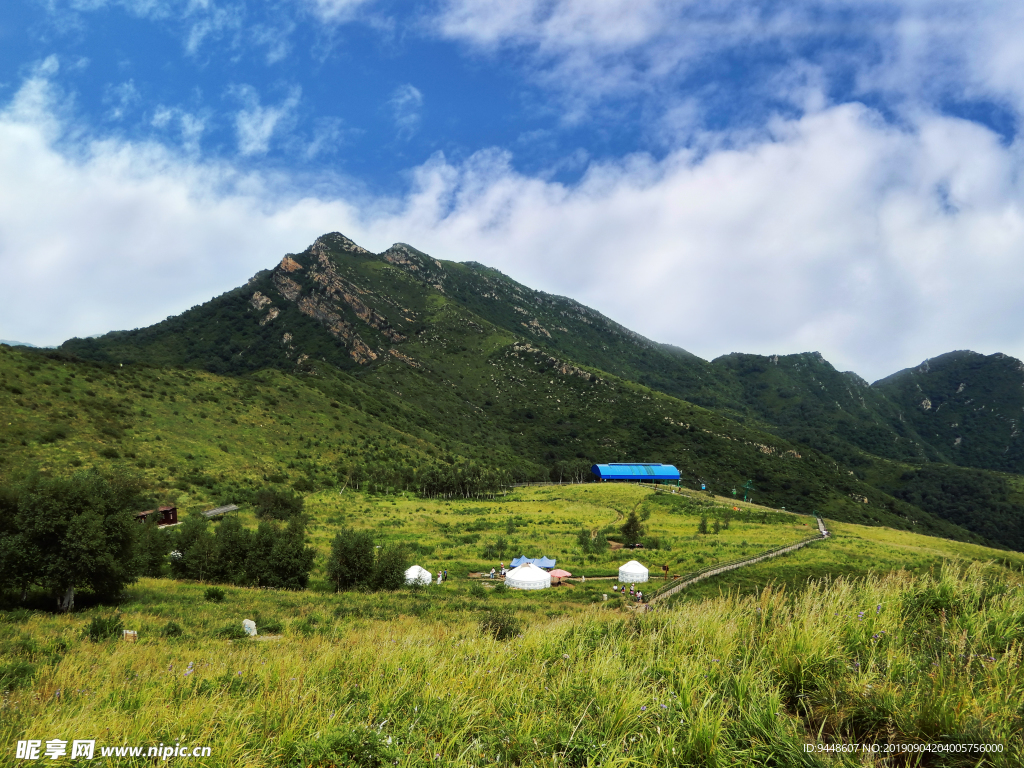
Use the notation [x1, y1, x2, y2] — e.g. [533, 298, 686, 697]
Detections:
[43, 232, 1024, 552]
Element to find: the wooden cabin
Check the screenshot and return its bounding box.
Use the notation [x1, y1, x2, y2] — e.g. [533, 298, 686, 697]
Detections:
[136, 505, 178, 526]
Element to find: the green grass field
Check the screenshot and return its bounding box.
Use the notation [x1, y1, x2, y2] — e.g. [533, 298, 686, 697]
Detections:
[2, 560, 1022, 766]
[4, 483, 1024, 766]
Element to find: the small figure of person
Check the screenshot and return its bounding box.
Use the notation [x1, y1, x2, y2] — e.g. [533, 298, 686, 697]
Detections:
[490, 568, 496, 579]
[581, 574, 586, 583]
[443, 569, 448, 582]
[437, 572, 443, 585]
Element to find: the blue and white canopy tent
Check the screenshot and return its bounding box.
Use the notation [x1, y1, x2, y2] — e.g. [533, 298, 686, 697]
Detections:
[510, 555, 557, 569]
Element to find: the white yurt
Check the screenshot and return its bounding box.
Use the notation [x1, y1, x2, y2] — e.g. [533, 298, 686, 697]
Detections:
[404, 565, 432, 586]
[618, 560, 649, 583]
[504, 562, 552, 590]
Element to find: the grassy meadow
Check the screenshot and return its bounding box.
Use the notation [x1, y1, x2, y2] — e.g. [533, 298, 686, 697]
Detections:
[297, 484, 817, 587]
[4, 482, 1024, 765]
[2, 561, 1023, 766]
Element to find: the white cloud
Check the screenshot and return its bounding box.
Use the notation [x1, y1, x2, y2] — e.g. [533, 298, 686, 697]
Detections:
[432, 0, 1024, 126]
[4, 66, 1024, 381]
[152, 104, 207, 152]
[103, 79, 140, 121]
[0, 72, 359, 345]
[303, 0, 374, 24]
[231, 84, 301, 156]
[387, 84, 423, 140]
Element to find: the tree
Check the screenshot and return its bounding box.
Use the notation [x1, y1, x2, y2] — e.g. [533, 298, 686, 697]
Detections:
[210, 516, 252, 584]
[244, 521, 278, 586]
[697, 516, 708, 535]
[136, 515, 171, 577]
[326, 528, 375, 592]
[371, 543, 410, 591]
[168, 512, 215, 581]
[253, 488, 304, 520]
[1, 472, 143, 611]
[620, 510, 646, 547]
[266, 516, 316, 590]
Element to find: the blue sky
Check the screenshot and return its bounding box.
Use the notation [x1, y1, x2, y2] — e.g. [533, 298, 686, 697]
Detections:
[2, 0, 1024, 381]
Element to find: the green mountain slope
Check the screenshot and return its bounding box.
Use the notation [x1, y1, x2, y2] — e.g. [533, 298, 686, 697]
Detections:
[873, 350, 1024, 473]
[47, 232, 1024, 549]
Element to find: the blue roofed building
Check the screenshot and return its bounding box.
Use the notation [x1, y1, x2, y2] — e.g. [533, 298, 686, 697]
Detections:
[591, 463, 680, 483]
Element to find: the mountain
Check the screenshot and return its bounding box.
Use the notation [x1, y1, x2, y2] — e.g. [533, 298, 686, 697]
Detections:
[51, 232, 1024, 550]
[873, 350, 1024, 474]
[0, 340, 40, 348]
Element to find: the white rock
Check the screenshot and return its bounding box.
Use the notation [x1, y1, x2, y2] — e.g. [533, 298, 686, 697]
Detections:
[242, 619, 257, 637]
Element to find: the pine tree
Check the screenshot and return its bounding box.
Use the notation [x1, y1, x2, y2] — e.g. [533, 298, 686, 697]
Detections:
[621, 510, 646, 547]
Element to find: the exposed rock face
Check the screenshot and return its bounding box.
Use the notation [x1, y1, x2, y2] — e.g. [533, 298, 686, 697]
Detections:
[381, 243, 446, 292]
[522, 319, 552, 338]
[314, 232, 371, 256]
[308, 260, 406, 343]
[279, 256, 303, 273]
[250, 292, 272, 310]
[260, 307, 280, 326]
[273, 273, 302, 301]
[388, 348, 420, 367]
[510, 343, 599, 383]
[350, 338, 378, 364]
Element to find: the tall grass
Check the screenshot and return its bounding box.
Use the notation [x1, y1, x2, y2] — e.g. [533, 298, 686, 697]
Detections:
[1, 561, 1021, 766]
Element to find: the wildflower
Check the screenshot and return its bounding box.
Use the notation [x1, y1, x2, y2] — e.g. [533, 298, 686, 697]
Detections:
[641, 706, 646, 711]
[661, 704, 667, 709]
[876, 604, 881, 614]
[237, 671, 242, 676]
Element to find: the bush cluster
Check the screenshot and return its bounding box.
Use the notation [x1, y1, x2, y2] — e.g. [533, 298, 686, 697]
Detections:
[325, 528, 410, 592]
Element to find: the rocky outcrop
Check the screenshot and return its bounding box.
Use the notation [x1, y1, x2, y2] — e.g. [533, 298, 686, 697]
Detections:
[279, 256, 303, 273]
[509, 343, 600, 383]
[388, 349, 420, 368]
[296, 295, 378, 365]
[273, 273, 302, 301]
[250, 291, 272, 311]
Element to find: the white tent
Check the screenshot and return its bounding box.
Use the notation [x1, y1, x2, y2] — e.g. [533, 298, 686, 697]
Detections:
[404, 565, 432, 586]
[618, 560, 649, 583]
[504, 562, 551, 590]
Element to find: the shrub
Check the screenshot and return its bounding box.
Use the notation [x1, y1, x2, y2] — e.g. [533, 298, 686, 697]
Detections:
[480, 607, 522, 641]
[39, 425, 70, 444]
[85, 614, 124, 642]
[286, 725, 396, 768]
[469, 582, 487, 598]
[493, 583, 508, 594]
[326, 529, 375, 591]
[214, 623, 250, 641]
[254, 487, 304, 520]
[253, 615, 283, 634]
[204, 587, 226, 602]
[370, 544, 409, 591]
[161, 621, 184, 638]
[99, 448, 120, 459]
